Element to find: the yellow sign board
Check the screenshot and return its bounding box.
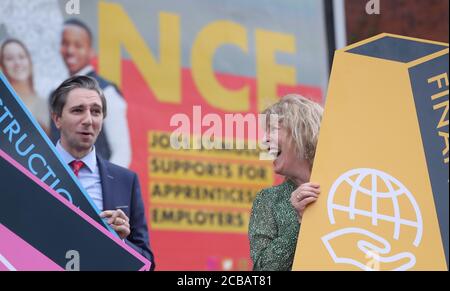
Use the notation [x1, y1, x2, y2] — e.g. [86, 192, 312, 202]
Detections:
[293, 33, 448, 271]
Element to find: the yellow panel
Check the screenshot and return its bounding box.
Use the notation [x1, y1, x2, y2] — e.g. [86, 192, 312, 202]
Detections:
[293, 34, 447, 271]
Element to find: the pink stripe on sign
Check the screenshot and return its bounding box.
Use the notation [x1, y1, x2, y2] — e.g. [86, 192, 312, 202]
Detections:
[0, 149, 151, 271]
[0, 224, 63, 271]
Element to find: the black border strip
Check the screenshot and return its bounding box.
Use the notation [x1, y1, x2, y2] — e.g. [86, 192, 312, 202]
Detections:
[324, 0, 337, 73]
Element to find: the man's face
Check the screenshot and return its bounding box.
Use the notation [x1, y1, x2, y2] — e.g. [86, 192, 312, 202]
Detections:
[60, 25, 93, 75]
[54, 88, 103, 157]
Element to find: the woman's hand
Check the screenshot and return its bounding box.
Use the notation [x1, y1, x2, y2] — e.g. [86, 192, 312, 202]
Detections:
[290, 182, 321, 223]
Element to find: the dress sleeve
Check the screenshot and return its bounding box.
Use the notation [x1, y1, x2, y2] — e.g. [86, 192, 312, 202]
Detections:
[248, 190, 298, 271]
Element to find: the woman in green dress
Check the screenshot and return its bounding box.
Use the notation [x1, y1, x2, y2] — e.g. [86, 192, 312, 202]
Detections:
[249, 94, 323, 271]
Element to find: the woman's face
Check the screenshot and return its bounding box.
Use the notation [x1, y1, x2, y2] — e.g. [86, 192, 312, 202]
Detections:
[266, 123, 303, 177]
[1, 42, 32, 83]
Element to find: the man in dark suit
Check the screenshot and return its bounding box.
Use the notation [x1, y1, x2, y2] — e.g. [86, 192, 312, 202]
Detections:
[50, 75, 155, 270]
[50, 18, 131, 168]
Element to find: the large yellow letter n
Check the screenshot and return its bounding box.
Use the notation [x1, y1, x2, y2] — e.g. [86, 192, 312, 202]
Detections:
[99, 2, 181, 103]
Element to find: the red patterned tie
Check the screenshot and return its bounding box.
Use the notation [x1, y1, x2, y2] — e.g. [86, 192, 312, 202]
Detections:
[69, 160, 85, 177]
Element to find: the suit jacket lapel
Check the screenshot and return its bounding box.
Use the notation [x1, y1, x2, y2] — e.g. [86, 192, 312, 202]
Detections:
[97, 156, 115, 211]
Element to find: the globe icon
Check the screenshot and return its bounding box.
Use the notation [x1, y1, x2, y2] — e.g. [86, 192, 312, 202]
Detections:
[327, 168, 423, 247]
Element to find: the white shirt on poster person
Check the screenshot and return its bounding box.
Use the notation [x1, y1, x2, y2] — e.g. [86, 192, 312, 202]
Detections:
[74, 65, 132, 168]
[56, 141, 103, 211]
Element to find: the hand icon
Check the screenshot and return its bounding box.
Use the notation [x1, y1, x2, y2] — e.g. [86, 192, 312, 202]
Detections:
[321, 227, 416, 271]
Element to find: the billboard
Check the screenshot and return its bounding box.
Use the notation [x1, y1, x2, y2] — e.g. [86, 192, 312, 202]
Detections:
[0, 0, 332, 270]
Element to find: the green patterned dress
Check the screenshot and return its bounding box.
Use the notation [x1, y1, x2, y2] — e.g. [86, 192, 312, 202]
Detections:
[248, 179, 300, 271]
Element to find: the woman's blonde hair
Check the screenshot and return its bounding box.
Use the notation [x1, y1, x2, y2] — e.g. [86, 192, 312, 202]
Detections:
[263, 94, 323, 166]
